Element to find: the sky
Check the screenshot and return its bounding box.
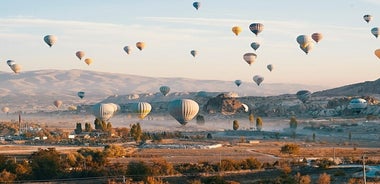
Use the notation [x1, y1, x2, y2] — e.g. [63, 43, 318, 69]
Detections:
[0, 0, 380, 88]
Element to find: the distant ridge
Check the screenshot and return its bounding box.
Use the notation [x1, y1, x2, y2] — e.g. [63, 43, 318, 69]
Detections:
[313, 79, 380, 97]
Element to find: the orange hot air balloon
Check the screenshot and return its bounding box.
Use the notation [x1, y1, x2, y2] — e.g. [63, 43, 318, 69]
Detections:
[53, 100, 63, 108]
[232, 26, 242, 36]
[375, 49, 380, 59]
[136, 42, 145, 50]
[84, 58, 93, 65]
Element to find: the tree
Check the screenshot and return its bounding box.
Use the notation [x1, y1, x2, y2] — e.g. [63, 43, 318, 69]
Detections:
[29, 148, 63, 180]
[196, 115, 205, 125]
[295, 172, 311, 184]
[248, 113, 255, 128]
[130, 123, 142, 142]
[75, 123, 82, 134]
[256, 117, 263, 131]
[348, 131, 352, 141]
[84, 123, 93, 132]
[280, 144, 300, 155]
[0, 170, 16, 183]
[289, 116, 298, 130]
[312, 132, 316, 142]
[232, 120, 239, 131]
[126, 160, 150, 181]
[94, 118, 102, 130]
[317, 173, 331, 184]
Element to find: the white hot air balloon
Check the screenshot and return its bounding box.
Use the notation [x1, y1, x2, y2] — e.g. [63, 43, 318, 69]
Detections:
[349, 98, 367, 113]
[92, 103, 117, 121]
[44, 35, 57, 47]
[124, 46, 132, 54]
[132, 102, 152, 119]
[243, 53, 257, 66]
[168, 99, 199, 125]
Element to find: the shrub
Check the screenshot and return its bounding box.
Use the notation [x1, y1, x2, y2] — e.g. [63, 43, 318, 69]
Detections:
[280, 144, 300, 155]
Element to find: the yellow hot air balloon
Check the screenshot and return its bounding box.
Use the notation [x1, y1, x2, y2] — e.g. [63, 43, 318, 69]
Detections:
[10, 64, 22, 73]
[243, 53, 257, 66]
[76, 51, 85, 60]
[136, 42, 145, 51]
[84, 58, 93, 65]
[132, 102, 152, 119]
[168, 99, 199, 125]
[375, 49, 380, 59]
[1, 107, 9, 113]
[232, 26, 242, 36]
[53, 100, 63, 108]
[44, 35, 57, 47]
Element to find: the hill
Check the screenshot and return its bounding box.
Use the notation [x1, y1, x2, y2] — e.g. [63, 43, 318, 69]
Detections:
[313, 79, 380, 97]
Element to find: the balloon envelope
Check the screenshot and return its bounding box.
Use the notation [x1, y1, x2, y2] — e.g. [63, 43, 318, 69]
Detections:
[364, 14, 373, 23]
[168, 99, 199, 125]
[253, 75, 264, 86]
[232, 26, 242, 36]
[160, 86, 170, 96]
[136, 42, 145, 50]
[124, 46, 132, 54]
[132, 102, 152, 119]
[190, 50, 198, 57]
[250, 42, 260, 51]
[375, 49, 380, 59]
[311, 33, 323, 43]
[44, 35, 57, 47]
[296, 35, 312, 47]
[77, 91, 85, 99]
[296, 90, 311, 103]
[243, 53, 257, 65]
[84, 58, 93, 65]
[249, 23, 264, 36]
[92, 103, 116, 121]
[10, 64, 21, 73]
[76, 51, 85, 60]
[267, 64, 273, 72]
[299, 42, 314, 54]
[235, 80, 242, 87]
[6, 60, 15, 67]
[371, 27, 379, 38]
[53, 100, 63, 108]
[349, 98, 367, 111]
[1, 107, 9, 113]
[193, 2, 200, 10]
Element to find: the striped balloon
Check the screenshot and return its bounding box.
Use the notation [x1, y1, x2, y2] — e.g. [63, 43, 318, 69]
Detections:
[249, 23, 264, 36]
[168, 99, 199, 125]
[132, 102, 152, 119]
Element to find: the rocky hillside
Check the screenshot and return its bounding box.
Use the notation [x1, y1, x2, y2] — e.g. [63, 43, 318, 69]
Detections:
[313, 79, 380, 97]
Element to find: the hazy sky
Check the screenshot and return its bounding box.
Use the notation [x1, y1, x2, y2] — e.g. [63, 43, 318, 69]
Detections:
[0, 0, 379, 88]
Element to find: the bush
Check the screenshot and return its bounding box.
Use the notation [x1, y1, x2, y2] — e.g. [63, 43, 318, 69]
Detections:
[256, 117, 263, 131]
[280, 144, 300, 155]
[232, 120, 239, 130]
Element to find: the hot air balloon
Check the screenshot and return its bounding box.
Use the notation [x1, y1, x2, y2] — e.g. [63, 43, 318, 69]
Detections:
[250, 42, 260, 51]
[267, 64, 273, 72]
[235, 80, 242, 87]
[371, 27, 379, 38]
[296, 90, 311, 103]
[364, 14, 373, 23]
[168, 99, 199, 125]
[132, 102, 152, 119]
[241, 104, 249, 112]
[77, 91, 85, 99]
[375, 49, 380, 59]
[6, 60, 15, 67]
[253, 75, 264, 86]
[243, 53, 257, 65]
[299, 42, 314, 54]
[124, 46, 132, 54]
[296, 35, 312, 48]
[68, 105, 77, 111]
[190, 50, 198, 57]
[10, 64, 21, 73]
[53, 100, 63, 108]
[92, 103, 116, 121]
[1, 107, 9, 113]
[193, 2, 200, 10]
[44, 35, 57, 47]
[76, 51, 85, 60]
[232, 26, 242, 36]
[136, 42, 145, 50]
[84, 58, 93, 65]
[349, 98, 367, 113]
[249, 23, 264, 36]
[311, 33, 323, 43]
[160, 86, 170, 96]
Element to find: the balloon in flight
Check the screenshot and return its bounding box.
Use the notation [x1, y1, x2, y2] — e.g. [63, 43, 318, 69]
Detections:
[44, 35, 57, 47]
[243, 53, 257, 65]
[1, 107, 9, 113]
[232, 26, 242, 36]
[253, 75, 264, 86]
[168, 99, 199, 125]
[311, 33, 323, 43]
[371, 27, 379, 38]
[296, 90, 311, 103]
[375, 49, 380, 59]
[267, 64, 273, 72]
[6, 60, 15, 67]
[234, 80, 242, 87]
[76, 51, 85, 60]
[363, 14, 373, 23]
[296, 35, 312, 48]
[124, 46, 132, 54]
[190, 50, 198, 57]
[250, 42, 260, 51]
[349, 98, 367, 112]
[132, 102, 152, 119]
[10, 64, 22, 73]
[77, 91, 85, 99]
[159, 86, 170, 96]
[299, 42, 314, 54]
[84, 58, 93, 65]
[92, 103, 117, 121]
[136, 42, 145, 50]
[249, 23, 264, 36]
[193, 2, 200, 10]
[53, 100, 63, 108]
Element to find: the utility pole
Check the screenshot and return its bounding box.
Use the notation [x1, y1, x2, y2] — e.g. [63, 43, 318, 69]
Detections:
[362, 154, 367, 184]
